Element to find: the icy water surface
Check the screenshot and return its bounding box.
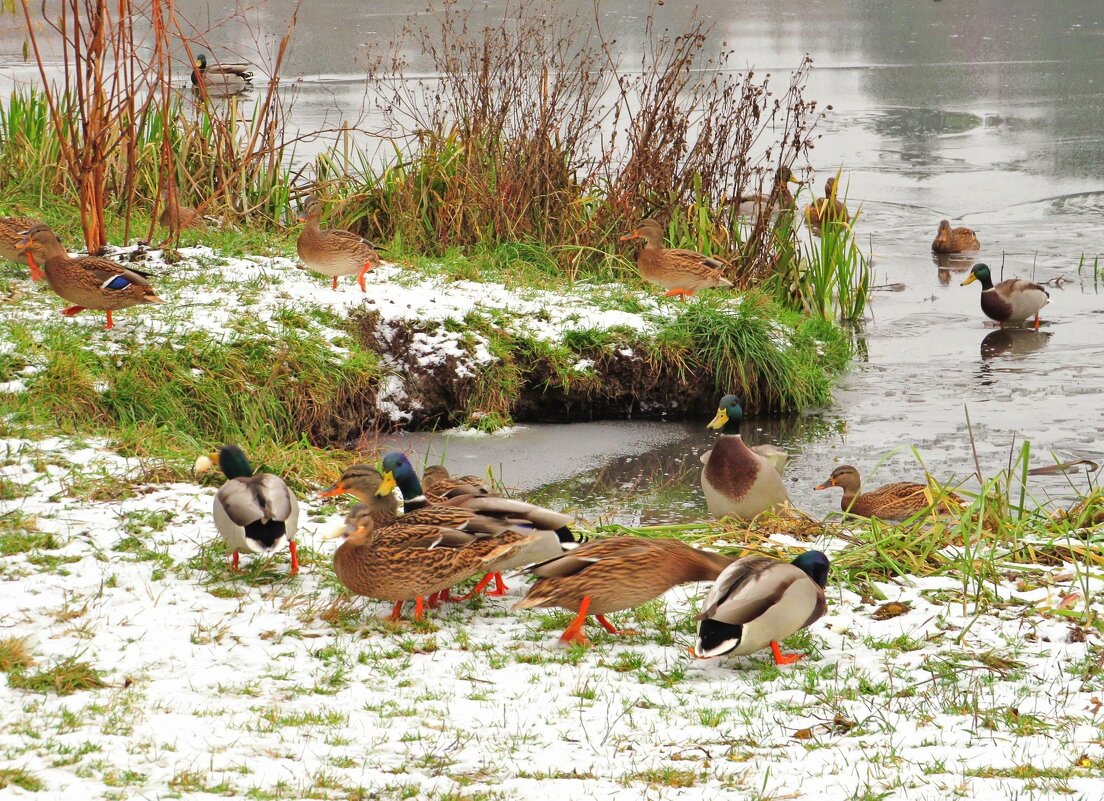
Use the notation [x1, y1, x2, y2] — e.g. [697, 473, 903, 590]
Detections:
[3, 1, 1102, 520]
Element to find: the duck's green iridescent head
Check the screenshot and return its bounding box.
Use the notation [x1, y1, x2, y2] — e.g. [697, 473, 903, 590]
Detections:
[194, 53, 208, 70]
[707, 395, 744, 434]
[194, 444, 253, 480]
[791, 550, 830, 588]
[376, 451, 420, 498]
[961, 263, 992, 289]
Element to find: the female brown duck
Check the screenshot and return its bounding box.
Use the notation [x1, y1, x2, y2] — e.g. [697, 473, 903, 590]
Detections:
[324, 515, 535, 622]
[931, 220, 979, 254]
[296, 195, 381, 292]
[18, 225, 164, 330]
[814, 465, 965, 521]
[804, 177, 850, 229]
[513, 536, 732, 646]
[1, 215, 47, 280]
[620, 218, 732, 298]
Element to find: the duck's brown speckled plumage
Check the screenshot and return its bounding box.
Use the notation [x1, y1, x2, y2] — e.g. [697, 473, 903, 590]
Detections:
[19, 225, 164, 328]
[160, 187, 204, 232]
[421, 464, 492, 499]
[296, 195, 381, 291]
[620, 219, 733, 296]
[815, 465, 965, 521]
[931, 220, 979, 254]
[331, 517, 534, 602]
[804, 177, 850, 229]
[513, 536, 733, 616]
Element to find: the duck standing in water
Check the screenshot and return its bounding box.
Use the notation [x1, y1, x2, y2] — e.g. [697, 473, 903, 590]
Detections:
[960, 263, 1049, 329]
[700, 395, 790, 519]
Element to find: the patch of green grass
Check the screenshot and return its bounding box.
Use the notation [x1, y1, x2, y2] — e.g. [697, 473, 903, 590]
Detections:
[8, 657, 106, 695]
[0, 767, 44, 791]
[0, 526, 58, 555]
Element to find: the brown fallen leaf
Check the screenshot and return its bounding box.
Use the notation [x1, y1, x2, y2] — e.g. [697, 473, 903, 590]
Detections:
[872, 601, 911, 620]
[792, 728, 813, 740]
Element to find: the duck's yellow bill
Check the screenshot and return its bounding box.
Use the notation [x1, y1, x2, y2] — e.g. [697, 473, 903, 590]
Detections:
[960, 273, 978, 286]
[376, 471, 397, 497]
[706, 408, 728, 430]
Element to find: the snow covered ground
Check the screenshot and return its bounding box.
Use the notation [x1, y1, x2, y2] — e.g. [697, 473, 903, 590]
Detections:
[2, 437, 1103, 800]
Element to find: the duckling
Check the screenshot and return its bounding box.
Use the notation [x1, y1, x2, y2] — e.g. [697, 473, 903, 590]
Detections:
[18, 224, 164, 330]
[700, 395, 790, 520]
[191, 52, 254, 95]
[0, 215, 47, 280]
[803, 177, 850, 229]
[513, 536, 733, 646]
[961, 263, 1049, 329]
[619, 218, 733, 298]
[322, 515, 535, 621]
[296, 195, 382, 292]
[694, 550, 829, 664]
[194, 445, 300, 574]
[931, 220, 979, 254]
[814, 464, 965, 521]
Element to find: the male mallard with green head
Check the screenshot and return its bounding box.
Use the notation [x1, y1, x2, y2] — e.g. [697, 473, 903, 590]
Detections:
[700, 395, 790, 520]
[694, 550, 829, 665]
[194, 445, 300, 574]
[960, 263, 1049, 329]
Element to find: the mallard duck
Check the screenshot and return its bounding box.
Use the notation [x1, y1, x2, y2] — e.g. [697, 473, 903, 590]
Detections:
[513, 536, 733, 646]
[18, 225, 164, 330]
[961, 263, 1049, 329]
[0, 215, 47, 280]
[421, 464, 493, 499]
[814, 464, 965, 521]
[700, 395, 790, 520]
[931, 220, 979, 254]
[194, 445, 300, 574]
[330, 454, 579, 598]
[322, 515, 535, 621]
[694, 550, 829, 664]
[159, 185, 204, 232]
[190, 52, 254, 95]
[803, 177, 850, 229]
[619, 218, 733, 298]
[296, 195, 382, 292]
[736, 166, 802, 221]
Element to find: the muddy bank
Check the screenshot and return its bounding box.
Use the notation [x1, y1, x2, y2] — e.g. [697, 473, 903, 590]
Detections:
[342, 303, 849, 439]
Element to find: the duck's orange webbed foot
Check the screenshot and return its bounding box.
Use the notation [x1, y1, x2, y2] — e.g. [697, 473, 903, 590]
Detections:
[456, 574, 494, 601]
[388, 601, 405, 622]
[485, 572, 509, 596]
[770, 641, 804, 666]
[61, 305, 87, 317]
[288, 540, 299, 576]
[663, 288, 694, 300]
[557, 596, 592, 646]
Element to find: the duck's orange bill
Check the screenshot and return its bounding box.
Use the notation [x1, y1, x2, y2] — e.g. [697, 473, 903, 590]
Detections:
[618, 231, 640, 241]
[813, 480, 834, 490]
[317, 484, 344, 498]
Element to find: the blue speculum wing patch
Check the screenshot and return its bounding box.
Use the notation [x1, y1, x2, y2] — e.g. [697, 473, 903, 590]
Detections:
[102, 275, 131, 291]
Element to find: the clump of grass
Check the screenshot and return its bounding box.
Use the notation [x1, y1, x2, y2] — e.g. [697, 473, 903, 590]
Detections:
[8, 656, 106, 695]
[0, 768, 44, 792]
[650, 292, 851, 410]
[0, 637, 34, 674]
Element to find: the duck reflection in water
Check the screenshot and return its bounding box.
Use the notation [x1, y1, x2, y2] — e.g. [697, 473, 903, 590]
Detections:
[980, 328, 1052, 360]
